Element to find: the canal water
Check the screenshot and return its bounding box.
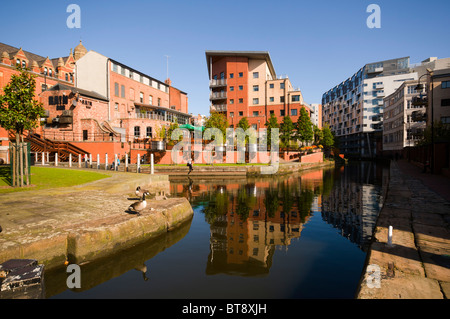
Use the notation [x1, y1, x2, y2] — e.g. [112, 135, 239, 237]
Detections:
[48, 161, 388, 299]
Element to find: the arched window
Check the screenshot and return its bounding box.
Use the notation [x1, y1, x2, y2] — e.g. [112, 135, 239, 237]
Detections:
[21, 60, 26, 68]
[44, 67, 48, 76]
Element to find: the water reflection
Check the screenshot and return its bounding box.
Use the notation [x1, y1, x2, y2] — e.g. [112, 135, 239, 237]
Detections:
[171, 161, 387, 277]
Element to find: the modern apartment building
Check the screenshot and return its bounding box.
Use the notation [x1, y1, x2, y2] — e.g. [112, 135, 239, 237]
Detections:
[428, 68, 450, 126]
[322, 57, 416, 158]
[309, 103, 322, 129]
[382, 80, 426, 154]
[205, 51, 310, 130]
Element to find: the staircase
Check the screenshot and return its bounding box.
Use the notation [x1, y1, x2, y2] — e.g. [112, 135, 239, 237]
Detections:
[24, 133, 89, 162]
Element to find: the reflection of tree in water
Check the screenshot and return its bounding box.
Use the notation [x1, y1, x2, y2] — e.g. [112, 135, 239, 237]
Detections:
[202, 186, 229, 224]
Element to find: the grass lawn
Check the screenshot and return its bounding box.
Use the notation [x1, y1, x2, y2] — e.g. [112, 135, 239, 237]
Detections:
[0, 165, 110, 193]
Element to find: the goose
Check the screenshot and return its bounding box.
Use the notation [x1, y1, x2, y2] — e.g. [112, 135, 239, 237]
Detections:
[128, 192, 149, 215]
[135, 186, 150, 197]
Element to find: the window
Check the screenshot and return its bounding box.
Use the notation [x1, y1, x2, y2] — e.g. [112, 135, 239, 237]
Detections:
[158, 98, 161, 106]
[129, 71, 133, 79]
[292, 95, 300, 102]
[253, 85, 259, 92]
[238, 98, 243, 103]
[112, 63, 118, 73]
[280, 110, 285, 116]
[442, 116, 450, 124]
[238, 85, 243, 91]
[140, 92, 144, 103]
[253, 98, 259, 104]
[230, 86, 234, 91]
[230, 112, 234, 118]
[44, 67, 48, 76]
[230, 99, 234, 104]
[65, 73, 69, 81]
[252, 124, 257, 130]
[146, 127, 153, 138]
[269, 97, 274, 102]
[230, 73, 234, 79]
[269, 110, 274, 115]
[269, 83, 274, 89]
[121, 67, 125, 76]
[239, 111, 243, 116]
[291, 109, 297, 116]
[115, 103, 119, 110]
[280, 83, 285, 89]
[149, 95, 153, 105]
[121, 85, 125, 98]
[442, 99, 450, 107]
[21, 60, 26, 68]
[238, 72, 243, 78]
[130, 88, 135, 101]
[253, 111, 259, 116]
[442, 81, 450, 89]
[220, 72, 225, 79]
[253, 72, 259, 79]
[134, 126, 140, 138]
[280, 96, 285, 103]
[114, 83, 119, 96]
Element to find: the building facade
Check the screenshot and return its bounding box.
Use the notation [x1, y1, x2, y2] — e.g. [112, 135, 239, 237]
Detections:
[322, 57, 416, 158]
[205, 51, 310, 130]
[75, 44, 190, 143]
[382, 80, 426, 154]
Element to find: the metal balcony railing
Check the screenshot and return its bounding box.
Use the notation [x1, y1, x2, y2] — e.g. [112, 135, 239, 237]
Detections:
[210, 79, 227, 87]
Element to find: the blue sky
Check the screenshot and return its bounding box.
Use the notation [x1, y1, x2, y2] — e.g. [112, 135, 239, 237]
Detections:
[1, 0, 449, 116]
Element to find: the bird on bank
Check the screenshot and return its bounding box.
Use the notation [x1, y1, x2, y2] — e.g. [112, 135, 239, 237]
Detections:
[128, 192, 149, 215]
[135, 186, 150, 197]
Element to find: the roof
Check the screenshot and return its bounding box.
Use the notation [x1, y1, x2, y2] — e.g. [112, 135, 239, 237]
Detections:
[0, 42, 50, 66]
[205, 50, 276, 78]
[46, 83, 109, 102]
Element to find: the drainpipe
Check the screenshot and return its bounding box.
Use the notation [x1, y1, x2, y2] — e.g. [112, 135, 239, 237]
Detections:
[106, 58, 111, 121]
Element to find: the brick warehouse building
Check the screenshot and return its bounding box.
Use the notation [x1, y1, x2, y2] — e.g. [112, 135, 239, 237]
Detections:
[0, 41, 190, 164]
[0, 42, 77, 162]
[205, 51, 311, 130]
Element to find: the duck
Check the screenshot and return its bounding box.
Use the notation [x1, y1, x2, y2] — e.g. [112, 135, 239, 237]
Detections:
[128, 192, 149, 215]
[135, 186, 150, 197]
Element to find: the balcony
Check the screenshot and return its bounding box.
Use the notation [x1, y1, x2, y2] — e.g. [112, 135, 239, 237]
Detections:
[210, 104, 227, 113]
[375, 91, 385, 98]
[368, 67, 384, 74]
[210, 79, 227, 88]
[210, 91, 227, 100]
[375, 83, 384, 89]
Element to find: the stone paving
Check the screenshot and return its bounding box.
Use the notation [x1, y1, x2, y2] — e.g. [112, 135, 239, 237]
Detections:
[357, 160, 450, 299]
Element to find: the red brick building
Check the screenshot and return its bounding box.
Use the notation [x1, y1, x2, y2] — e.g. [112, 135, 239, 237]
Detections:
[205, 51, 310, 130]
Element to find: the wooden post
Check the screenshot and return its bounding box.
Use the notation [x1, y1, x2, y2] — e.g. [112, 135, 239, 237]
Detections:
[24, 143, 29, 186]
[151, 153, 154, 175]
[137, 154, 140, 173]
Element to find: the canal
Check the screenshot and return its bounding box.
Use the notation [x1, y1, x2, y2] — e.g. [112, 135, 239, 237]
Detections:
[48, 161, 389, 299]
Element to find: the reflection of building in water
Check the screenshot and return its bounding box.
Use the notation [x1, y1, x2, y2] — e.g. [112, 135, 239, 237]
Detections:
[321, 162, 384, 251]
[206, 181, 316, 276]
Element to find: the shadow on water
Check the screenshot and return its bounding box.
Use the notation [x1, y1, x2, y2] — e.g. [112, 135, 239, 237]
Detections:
[46, 217, 192, 298]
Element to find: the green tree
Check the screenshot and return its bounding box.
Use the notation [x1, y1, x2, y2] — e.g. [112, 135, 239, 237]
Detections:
[295, 107, 314, 146]
[167, 119, 180, 146]
[237, 117, 250, 131]
[204, 112, 229, 142]
[313, 124, 323, 145]
[320, 124, 335, 156]
[264, 113, 279, 149]
[0, 66, 45, 187]
[280, 115, 295, 149]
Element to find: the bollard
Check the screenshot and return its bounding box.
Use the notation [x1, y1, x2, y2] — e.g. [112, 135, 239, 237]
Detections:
[114, 154, 118, 171]
[89, 154, 92, 168]
[125, 153, 128, 172]
[137, 154, 140, 173]
[150, 153, 154, 175]
[97, 154, 100, 170]
[84, 154, 88, 168]
[46, 152, 49, 163]
[387, 226, 393, 247]
[78, 154, 81, 168]
[42, 152, 45, 165]
[69, 154, 72, 167]
[55, 153, 58, 167]
[105, 154, 108, 170]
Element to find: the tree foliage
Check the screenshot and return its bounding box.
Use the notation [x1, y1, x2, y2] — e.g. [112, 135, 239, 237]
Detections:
[264, 113, 279, 147]
[280, 115, 295, 149]
[204, 112, 229, 141]
[0, 66, 45, 142]
[295, 107, 314, 145]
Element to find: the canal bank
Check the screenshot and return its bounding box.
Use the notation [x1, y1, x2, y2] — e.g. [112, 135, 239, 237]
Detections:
[154, 160, 336, 177]
[0, 168, 193, 270]
[357, 160, 450, 299]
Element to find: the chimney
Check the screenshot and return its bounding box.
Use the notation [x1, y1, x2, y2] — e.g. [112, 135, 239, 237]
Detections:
[165, 78, 172, 86]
